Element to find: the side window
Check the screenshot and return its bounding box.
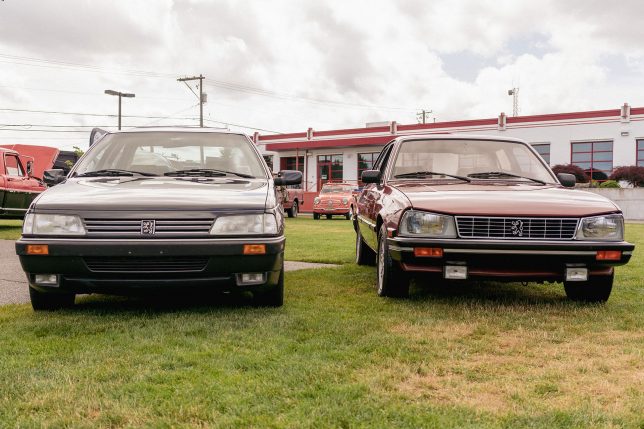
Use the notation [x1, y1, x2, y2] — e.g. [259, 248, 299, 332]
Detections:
[5, 155, 25, 177]
[373, 143, 394, 172]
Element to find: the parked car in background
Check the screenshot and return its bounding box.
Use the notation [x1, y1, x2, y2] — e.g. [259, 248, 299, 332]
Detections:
[1, 147, 46, 218]
[277, 185, 304, 218]
[354, 134, 634, 302]
[15, 128, 302, 310]
[313, 182, 355, 220]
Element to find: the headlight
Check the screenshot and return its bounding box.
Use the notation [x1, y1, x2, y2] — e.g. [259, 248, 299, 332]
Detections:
[314, 197, 320, 205]
[576, 215, 624, 241]
[210, 214, 278, 235]
[342, 197, 349, 204]
[22, 213, 86, 236]
[399, 210, 457, 237]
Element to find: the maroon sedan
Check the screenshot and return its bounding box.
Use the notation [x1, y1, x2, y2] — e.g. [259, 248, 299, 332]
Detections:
[354, 135, 634, 302]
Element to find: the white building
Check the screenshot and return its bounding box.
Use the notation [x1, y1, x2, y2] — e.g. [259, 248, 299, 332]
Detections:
[255, 103, 644, 193]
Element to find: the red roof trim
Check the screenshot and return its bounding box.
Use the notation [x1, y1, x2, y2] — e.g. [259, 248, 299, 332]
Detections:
[630, 107, 644, 115]
[315, 126, 390, 137]
[265, 135, 395, 151]
[506, 109, 620, 123]
[259, 132, 307, 141]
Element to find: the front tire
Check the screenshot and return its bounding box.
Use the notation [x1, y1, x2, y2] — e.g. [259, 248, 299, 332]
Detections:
[564, 272, 613, 303]
[356, 229, 376, 266]
[326, 214, 332, 220]
[287, 201, 298, 218]
[376, 225, 409, 298]
[255, 269, 284, 307]
[29, 286, 75, 311]
[313, 213, 320, 220]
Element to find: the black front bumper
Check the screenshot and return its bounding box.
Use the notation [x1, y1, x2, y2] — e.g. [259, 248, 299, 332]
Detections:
[387, 236, 634, 282]
[16, 236, 285, 294]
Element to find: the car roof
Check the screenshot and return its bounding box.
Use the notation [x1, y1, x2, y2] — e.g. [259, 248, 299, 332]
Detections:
[392, 133, 528, 145]
[106, 127, 247, 137]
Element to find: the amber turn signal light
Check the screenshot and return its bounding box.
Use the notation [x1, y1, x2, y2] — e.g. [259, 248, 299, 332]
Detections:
[243, 244, 266, 255]
[596, 250, 621, 261]
[414, 247, 443, 258]
[26, 244, 49, 255]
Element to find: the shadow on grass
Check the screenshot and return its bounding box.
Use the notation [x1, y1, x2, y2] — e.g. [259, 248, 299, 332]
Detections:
[70, 289, 269, 314]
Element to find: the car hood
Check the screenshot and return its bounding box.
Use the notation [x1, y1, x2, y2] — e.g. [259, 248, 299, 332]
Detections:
[392, 182, 620, 217]
[33, 176, 269, 211]
[317, 192, 352, 200]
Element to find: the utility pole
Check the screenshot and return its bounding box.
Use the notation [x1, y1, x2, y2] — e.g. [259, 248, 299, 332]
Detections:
[416, 109, 433, 124]
[508, 87, 519, 117]
[177, 74, 206, 127]
[104, 89, 135, 130]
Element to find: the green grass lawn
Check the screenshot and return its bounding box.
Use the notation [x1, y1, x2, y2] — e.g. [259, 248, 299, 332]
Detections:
[0, 219, 21, 240]
[0, 219, 641, 427]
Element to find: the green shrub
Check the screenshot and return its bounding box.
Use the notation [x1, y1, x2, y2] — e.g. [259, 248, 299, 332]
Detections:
[599, 180, 620, 188]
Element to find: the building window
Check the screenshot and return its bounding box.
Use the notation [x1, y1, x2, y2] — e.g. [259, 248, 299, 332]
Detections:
[571, 141, 613, 180]
[317, 154, 343, 189]
[531, 143, 550, 165]
[638, 139, 644, 167]
[280, 156, 304, 173]
[357, 152, 379, 184]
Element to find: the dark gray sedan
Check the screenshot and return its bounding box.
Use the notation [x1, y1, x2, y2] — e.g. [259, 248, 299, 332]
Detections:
[16, 128, 301, 310]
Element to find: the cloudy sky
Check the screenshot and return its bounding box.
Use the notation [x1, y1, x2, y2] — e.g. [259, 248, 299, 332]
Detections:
[1, 0, 643, 150]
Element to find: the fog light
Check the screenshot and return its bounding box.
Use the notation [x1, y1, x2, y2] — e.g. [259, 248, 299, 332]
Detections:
[566, 267, 588, 282]
[243, 244, 266, 255]
[34, 274, 58, 286]
[596, 250, 621, 261]
[27, 244, 49, 255]
[236, 273, 267, 286]
[444, 265, 467, 280]
[414, 247, 443, 258]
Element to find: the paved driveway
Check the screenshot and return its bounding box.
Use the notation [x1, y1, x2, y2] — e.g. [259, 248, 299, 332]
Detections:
[0, 240, 337, 306]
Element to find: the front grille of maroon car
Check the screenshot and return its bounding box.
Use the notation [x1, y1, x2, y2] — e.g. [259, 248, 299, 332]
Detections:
[455, 217, 579, 240]
[83, 218, 214, 237]
[84, 256, 209, 273]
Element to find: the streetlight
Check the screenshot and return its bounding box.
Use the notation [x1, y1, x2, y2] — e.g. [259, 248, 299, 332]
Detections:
[104, 89, 135, 130]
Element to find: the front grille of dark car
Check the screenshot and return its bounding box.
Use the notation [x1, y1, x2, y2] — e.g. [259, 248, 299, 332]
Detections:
[83, 218, 213, 237]
[84, 256, 209, 273]
[455, 216, 579, 240]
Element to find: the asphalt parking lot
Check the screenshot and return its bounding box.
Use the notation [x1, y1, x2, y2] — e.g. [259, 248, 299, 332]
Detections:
[0, 240, 336, 306]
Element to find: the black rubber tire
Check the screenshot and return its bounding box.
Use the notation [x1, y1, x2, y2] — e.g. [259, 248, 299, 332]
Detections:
[326, 214, 332, 220]
[29, 286, 75, 311]
[255, 269, 284, 307]
[287, 201, 298, 218]
[376, 225, 409, 298]
[345, 212, 351, 220]
[356, 229, 376, 266]
[564, 272, 614, 303]
[313, 213, 320, 220]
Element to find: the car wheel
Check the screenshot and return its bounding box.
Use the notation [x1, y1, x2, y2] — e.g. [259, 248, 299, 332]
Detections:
[564, 272, 613, 303]
[345, 211, 351, 220]
[326, 214, 332, 220]
[29, 286, 75, 311]
[355, 229, 376, 266]
[255, 268, 284, 307]
[376, 224, 409, 298]
[287, 201, 298, 218]
[313, 213, 320, 220]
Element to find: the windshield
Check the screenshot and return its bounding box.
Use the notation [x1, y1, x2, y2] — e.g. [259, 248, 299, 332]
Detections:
[321, 184, 354, 194]
[73, 132, 268, 178]
[390, 139, 556, 183]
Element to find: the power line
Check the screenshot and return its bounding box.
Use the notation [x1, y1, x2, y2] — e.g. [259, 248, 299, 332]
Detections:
[0, 107, 201, 120]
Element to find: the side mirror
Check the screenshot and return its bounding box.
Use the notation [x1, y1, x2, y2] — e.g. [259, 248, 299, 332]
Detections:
[274, 170, 302, 186]
[43, 169, 66, 187]
[557, 173, 576, 188]
[361, 170, 381, 184]
[26, 160, 34, 177]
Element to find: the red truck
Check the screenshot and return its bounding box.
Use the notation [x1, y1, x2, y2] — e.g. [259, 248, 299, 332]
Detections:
[0, 147, 48, 218]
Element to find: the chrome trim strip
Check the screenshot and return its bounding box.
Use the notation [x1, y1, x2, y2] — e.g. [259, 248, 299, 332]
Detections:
[623, 251, 632, 256]
[389, 245, 413, 252]
[444, 248, 597, 256]
[18, 236, 285, 244]
[357, 215, 376, 229]
[455, 216, 580, 240]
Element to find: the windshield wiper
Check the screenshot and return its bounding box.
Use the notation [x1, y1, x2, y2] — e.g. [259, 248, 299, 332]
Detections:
[394, 171, 471, 182]
[164, 168, 254, 178]
[76, 169, 158, 177]
[467, 171, 546, 185]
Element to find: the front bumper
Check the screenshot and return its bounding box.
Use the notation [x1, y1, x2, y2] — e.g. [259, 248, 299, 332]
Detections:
[313, 206, 350, 214]
[16, 236, 285, 294]
[387, 236, 634, 282]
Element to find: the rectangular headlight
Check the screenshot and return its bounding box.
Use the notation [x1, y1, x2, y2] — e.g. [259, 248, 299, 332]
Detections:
[210, 214, 278, 235]
[576, 215, 624, 241]
[399, 210, 457, 238]
[23, 213, 86, 236]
